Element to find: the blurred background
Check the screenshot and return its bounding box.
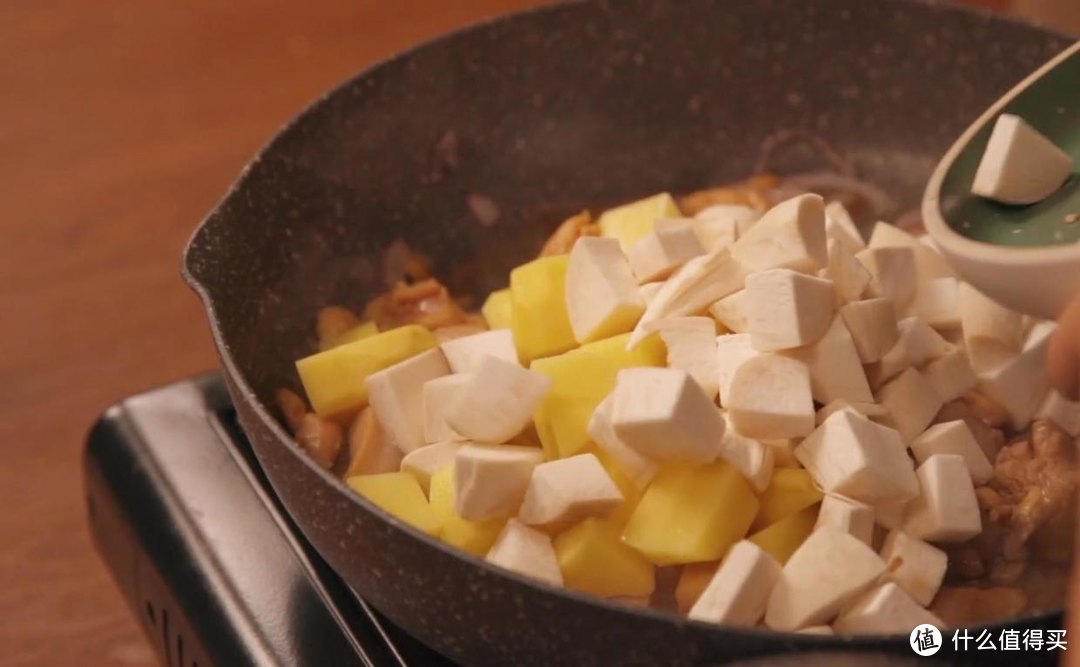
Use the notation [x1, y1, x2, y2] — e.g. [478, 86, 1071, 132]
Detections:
[1, 1, 1077, 665]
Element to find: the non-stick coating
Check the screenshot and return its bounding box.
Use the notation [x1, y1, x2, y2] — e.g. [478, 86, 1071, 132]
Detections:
[183, 1, 1070, 664]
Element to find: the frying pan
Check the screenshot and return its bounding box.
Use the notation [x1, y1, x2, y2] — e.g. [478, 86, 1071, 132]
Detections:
[182, 1, 1072, 664]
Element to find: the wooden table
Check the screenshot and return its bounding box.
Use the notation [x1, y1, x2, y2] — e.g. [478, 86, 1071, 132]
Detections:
[1, 1, 1076, 665]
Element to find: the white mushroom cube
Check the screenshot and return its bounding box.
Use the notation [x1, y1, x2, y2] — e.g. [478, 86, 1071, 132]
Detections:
[825, 238, 872, 305]
[922, 348, 977, 403]
[815, 494, 875, 545]
[833, 583, 943, 635]
[628, 219, 706, 283]
[565, 236, 646, 344]
[824, 201, 865, 253]
[744, 268, 835, 351]
[689, 541, 782, 626]
[971, 113, 1074, 204]
[902, 454, 982, 542]
[609, 367, 725, 463]
[867, 222, 955, 282]
[794, 408, 918, 506]
[787, 315, 873, 404]
[912, 277, 961, 331]
[1038, 391, 1080, 437]
[815, 399, 890, 426]
[960, 282, 1023, 372]
[693, 205, 753, 252]
[875, 368, 944, 444]
[486, 520, 563, 587]
[708, 290, 748, 334]
[639, 281, 664, 305]
[839, 298, 900, 364]
[400, 441, 462, 492]
[910, 421, 993, 484]
[880, 530, 947, 606]
[365, 349, 451, 453]
[727, 354, 815, 440]
[446, 356, 551, 444]
[857, 246, 916, 309]
[439, 329, 519, 374]
[454, 444, 544, 521]
[716, 333, 763, 408]
[764, 528, 886, 631]
[730, 194, 828, 274]
[518, 453, 624, 529]
[629, 249, 747, 347]
[720, 413, 775, 492]
[875, 498, 911, 531]
[657, 317, 720, 399]
[422, 374, 469, 443]
[587, 395, 658, 488]
[869, 317, 952, 388]
[977, 321, 1054, 430]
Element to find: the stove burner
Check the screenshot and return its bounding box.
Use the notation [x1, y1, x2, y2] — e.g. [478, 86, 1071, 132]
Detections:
[84, 375, 457, 667]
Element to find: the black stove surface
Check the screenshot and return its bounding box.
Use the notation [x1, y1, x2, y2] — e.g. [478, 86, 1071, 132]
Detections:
[84, 374, 457, 667]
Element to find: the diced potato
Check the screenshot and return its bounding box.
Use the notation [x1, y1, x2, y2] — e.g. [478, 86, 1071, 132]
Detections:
[622, 461, 759, 565]
[531, 332, 667, 459]
[510, 255, 577, 363]
[481, 288, 514, 330]
[347, 472, 441, 536]
[297, 324, 437, 418]
[752, 468, 823, 532]
[554, 518, 655, 598]
[748, 504, 820, 564]
[676, 561, 720, 614]
[597, 192, 682, 252]
[326, 321, 379, 349]
[428, 466, 506, 556]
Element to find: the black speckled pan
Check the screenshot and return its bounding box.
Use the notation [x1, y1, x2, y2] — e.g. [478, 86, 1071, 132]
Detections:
[182, 1, 1070, 665]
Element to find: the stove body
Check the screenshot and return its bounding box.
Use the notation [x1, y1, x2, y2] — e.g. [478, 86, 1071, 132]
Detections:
[84, 374, 454, 667]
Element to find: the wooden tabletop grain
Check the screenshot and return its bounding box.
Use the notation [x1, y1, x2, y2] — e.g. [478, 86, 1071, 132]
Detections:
[2, 1, 1077, 666]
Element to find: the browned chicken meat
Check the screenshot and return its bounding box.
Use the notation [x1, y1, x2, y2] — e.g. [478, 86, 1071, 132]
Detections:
[943, 419, 1077, 623]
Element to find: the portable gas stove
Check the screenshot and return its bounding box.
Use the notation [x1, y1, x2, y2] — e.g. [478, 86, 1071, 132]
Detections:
[84, 374, 457, 667]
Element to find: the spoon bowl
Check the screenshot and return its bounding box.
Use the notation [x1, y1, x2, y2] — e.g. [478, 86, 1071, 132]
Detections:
[923, 42, 1080, 319]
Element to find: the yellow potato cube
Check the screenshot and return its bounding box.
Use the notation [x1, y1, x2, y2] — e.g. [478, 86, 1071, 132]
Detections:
[531, 332, 666, 459]
[325, 320, 379, 350]
[622, 461, 759, 566]
[752, 468, 823, 532]
[297, 324, 436, 418]
[510, 255, 577, 363]
[748, 504, 820, 564]
[597, 192, 682, 252]
[676, 561, 720, 614]
[482, 288, 514, 330]
[428, 466, 506, 557]
[555, 518, 655, 598]
[347, 472, 441, 536]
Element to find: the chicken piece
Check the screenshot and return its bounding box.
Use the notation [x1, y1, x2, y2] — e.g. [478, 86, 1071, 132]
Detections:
[991, 420, 1077, 556]
[275, 388, 308, 433]
[931, 586, 1027, 627]
[678, 174, 778, 216]
[343, 407, 403, 478]
[363, 278, 469, 331]
[316, 306, 362, 350]
[934, 400, 1006, 463]
[946, 420, 1076, 587]
[296, 413, 343, 470]
[539, 210, 598, 257]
